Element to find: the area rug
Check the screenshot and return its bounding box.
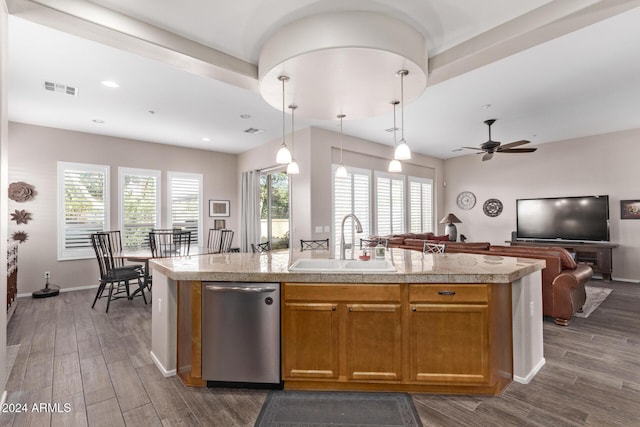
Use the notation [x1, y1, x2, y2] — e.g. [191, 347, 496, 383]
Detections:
[255, 390, 422, 427]
[574, 286, 612, 318]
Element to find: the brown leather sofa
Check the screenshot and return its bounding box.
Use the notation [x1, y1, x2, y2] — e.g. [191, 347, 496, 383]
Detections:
[373, 233, 593, 326]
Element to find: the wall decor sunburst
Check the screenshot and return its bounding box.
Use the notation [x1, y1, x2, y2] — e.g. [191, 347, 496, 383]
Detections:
[10, 209, 32, 224]
[11, 231, 29, 243]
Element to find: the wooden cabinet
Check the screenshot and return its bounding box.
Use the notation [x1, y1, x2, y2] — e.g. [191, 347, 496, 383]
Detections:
[346, 303, 402, 381]
[408, 285, 490, 383]
[282, 302, 340, 379]
[282, 283, 402, 383]
[282, 282, 513, 394]
[508, 240, 617, 280]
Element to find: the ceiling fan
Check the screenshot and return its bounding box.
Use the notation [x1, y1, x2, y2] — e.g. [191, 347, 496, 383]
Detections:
[464, 119, 537, 161]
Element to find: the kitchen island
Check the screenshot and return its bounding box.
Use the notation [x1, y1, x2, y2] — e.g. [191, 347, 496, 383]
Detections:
[149, 249, 545, 395]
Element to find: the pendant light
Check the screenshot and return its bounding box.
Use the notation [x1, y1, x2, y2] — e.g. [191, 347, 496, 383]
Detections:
[286, 104, 300, 175]
[394, 70, 412, 160]
[335, 114, 348, 178]
[275, 75, 292, 164]
[388, 100, 402, 173]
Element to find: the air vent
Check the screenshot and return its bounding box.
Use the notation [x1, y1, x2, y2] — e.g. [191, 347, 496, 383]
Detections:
[244, 128, 264, 134]
[44, 81, 78, 96]
[385, 127, 399, 132]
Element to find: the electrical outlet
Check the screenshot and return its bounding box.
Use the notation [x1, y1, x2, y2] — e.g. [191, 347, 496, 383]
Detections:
[44, 271, 50, 280]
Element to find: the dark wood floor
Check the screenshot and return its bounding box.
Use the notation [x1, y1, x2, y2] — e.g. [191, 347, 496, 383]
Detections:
[1, 279, 639, 426]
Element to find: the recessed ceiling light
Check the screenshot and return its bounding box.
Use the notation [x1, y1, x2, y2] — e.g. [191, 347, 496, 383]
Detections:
[101, 80, 119, 88]
[148, 110, 156, 115]
[244, 128, 264, 134]
[240, 114, 251, 119]
[385, 127, 399, 132]
[202, 137, 210, 142]
[482, 104, 491, 109]
[93, 119, 104, 124]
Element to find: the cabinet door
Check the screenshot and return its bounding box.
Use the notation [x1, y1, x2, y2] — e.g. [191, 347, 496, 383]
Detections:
[409, 303, 490, 384]
[282, 302, 339, 379]
[346, 303, 402, 381]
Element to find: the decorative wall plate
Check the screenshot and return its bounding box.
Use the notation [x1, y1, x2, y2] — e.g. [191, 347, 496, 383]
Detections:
[483, 198, 503, 217]
[456, 191, 476, 210]
[8, 181, 36, 202]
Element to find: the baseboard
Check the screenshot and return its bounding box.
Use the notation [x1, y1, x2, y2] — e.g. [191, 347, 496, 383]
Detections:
[513, 357, 546, 384]
[150, 351, 176, 377]
[610, 277, 640, 284]
[17, 284, 99, 298]
[0, 390, 7, 407]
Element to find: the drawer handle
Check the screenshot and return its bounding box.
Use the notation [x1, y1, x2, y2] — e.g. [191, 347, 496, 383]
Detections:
[349, 307, 353, 312]
[438, 290, 456, 296]
[332, 306, 336, 311]
[412, 307, 417, 312]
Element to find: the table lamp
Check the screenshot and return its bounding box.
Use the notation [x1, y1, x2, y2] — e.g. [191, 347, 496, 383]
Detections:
[439, 213, 462, 242]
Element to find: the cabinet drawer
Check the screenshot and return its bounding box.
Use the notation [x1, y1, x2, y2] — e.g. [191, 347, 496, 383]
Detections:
[283, 283, 401, 302]
[409, 284, 488, 303]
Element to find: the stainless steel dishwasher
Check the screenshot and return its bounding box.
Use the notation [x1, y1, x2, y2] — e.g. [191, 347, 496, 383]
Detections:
[202, 282, 281, 387]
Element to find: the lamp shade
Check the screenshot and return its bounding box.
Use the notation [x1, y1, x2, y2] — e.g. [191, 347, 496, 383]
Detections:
[276, 144, 292, 164]
[439, 213, 462, 224]
[388, 159, 402, 173]
[287, 159, 300, 174]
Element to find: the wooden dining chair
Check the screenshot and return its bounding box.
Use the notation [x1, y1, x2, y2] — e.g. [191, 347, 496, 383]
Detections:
[423, 242, 446, 254]
[251, 241, 271, 253]
[300, 238, 330, 251]
[360, 237, 388, 249]
[98, 230, 144, 270]
[207, 228, 223, 252]
[219, 229, 235, 253]
[149, 230, 191, 258]
[91, 233, 146, 313]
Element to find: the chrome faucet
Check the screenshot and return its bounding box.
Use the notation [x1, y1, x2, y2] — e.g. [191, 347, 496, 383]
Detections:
[340, 213, 363, 260]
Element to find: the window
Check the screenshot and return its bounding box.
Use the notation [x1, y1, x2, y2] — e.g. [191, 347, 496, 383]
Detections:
[57, 162, 109, 260]
[119, 167, 160, 248]
[409, 177, 434, 233]
[375, 172, 405, 235]
[259, 169, 290, 249]
[168, 172, 202, 245]
[333, 166, 370, 255]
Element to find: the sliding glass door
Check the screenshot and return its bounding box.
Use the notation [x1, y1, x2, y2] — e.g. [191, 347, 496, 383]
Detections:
[259, 170, 289, 249]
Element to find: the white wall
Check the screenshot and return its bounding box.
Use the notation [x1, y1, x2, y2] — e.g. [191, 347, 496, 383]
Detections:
[443, 129, 640, 282]
[8, 122, 238, 293]
[1, 0, 9, 394]
[239, 125, 446, 254]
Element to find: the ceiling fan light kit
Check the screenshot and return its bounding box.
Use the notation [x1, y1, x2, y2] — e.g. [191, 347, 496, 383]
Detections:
[463, 119, 537, 161]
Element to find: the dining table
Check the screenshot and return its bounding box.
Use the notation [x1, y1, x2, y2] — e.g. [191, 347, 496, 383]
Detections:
[115, 245, 220, 291]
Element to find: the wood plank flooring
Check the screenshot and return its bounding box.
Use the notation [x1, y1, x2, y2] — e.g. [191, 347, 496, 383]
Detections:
[1, 279, 638, 426]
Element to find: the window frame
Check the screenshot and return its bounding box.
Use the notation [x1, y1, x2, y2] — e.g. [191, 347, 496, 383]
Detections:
[57, 161, 110, 260]
[118, 167, 161, 249]
[167, 171, 203, 245]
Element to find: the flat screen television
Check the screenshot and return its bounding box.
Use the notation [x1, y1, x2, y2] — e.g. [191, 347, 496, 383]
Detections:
[516, 195, 610, 242]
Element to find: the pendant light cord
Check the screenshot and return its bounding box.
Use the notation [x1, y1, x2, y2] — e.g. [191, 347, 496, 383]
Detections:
[400, 72, 405, 142]
[340, 116, 343, 163]
[282, 77, 286, 146]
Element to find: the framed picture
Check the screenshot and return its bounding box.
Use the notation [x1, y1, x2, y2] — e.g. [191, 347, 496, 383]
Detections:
[209, 200, 230, 217]
[214, 219, 226, 230]
[621, 200, 640, 219]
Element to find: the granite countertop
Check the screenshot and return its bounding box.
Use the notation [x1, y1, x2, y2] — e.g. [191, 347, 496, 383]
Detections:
[149, 248, 545, 284]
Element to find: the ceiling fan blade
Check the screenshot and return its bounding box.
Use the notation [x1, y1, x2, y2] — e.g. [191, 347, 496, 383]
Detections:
[482, 152, 494, 161]
[462, 146, 484, 151]
[498, 148, 537, 153]
[497, 140, 530, 150]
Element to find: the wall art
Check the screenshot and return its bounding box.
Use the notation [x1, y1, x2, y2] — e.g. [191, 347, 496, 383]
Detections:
[8, 181, 36, 202]
[10, 209, 32, 225]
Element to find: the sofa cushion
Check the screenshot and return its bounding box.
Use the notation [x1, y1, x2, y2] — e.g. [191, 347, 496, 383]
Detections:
[430, 234, 450, 242]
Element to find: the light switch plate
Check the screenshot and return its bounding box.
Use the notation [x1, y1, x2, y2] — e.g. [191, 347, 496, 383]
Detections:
[315, 226, 323, 233]
[324, 226, 330, 232]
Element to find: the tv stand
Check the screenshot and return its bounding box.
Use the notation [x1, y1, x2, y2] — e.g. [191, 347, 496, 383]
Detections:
[507, 241, 617, 281]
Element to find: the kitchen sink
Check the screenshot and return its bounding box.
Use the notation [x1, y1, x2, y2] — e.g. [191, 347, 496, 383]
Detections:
[288, 258, 396, 273]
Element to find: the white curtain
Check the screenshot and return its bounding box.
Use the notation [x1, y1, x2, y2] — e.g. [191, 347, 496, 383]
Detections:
[240, 170, 260, 252]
